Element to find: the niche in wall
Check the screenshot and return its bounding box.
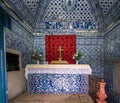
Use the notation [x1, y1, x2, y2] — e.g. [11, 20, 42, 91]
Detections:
[6, 48, 21, 71]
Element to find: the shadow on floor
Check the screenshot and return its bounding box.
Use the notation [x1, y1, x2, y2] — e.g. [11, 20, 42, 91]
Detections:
[9, 92, 95, 103]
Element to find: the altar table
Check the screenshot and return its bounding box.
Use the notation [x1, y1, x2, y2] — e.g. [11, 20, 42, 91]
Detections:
[25, 64, 92, 94]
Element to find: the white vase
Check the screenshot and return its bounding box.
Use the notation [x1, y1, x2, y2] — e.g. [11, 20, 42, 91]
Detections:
[37, 60, 39, 64]
[76, 60, 79, 64]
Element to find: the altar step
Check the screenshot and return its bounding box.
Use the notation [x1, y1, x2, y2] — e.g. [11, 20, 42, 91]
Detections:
[9, 92, 95, 103]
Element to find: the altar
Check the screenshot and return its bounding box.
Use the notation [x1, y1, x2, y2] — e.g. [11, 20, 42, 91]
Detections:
[25, 64, 92, 94]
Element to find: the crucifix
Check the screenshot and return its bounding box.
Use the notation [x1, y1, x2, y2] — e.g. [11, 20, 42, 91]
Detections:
[58, 45, 63, 61]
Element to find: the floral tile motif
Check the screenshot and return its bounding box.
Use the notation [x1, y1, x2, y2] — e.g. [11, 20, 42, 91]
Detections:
[27, 74, 88, 94]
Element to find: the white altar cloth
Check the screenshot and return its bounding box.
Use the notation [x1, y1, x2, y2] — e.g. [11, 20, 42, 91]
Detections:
[25, 64, 92, 79]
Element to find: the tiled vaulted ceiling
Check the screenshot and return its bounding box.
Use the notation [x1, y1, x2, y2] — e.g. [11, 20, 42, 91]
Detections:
[4, 0, 120, 32]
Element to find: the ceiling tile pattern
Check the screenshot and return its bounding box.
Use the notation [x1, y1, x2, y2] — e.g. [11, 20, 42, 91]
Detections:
[103, 0, 120, 29]
[37, 0, 52, 21]
[99, 0, 117, 16]
[6, 0, 35, 28]
[4, 0, 120, 33]
[87, 0, 104, 32]
[23, 0, 39, 15]
[43, 0, 95, 22]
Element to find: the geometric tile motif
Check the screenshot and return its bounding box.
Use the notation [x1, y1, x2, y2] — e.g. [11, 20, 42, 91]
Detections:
[99, 0, 117, 15]
[103, 1, 120, 30]
[5, 0, 35, 28]
[4, 0, 119, 32]
[77, 37, 104, 77]
[107, 91, 120, 103]
[27, 74, 88, 94]
[44, 0, 95, 22]
[23, 0, 39, 15]
[104, 24, 120, 103]
[35, 0, 97, 33]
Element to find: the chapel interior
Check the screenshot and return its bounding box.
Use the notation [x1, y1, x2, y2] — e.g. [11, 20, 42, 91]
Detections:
[0, 0, 120, 103]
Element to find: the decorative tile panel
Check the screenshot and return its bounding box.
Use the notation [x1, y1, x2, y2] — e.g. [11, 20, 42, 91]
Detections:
[4, 0, 119, 33]
[87, 0, 104, 32]
[35, 0, 98, 33]
[6, 0, 36, 28]
[27, 74, 88, 94]
[35, 21, 97, 33]
[99, 0, 117, 15]
[43, 0, 94, 22]
[104, 23, 120, 103]
[103, 0, 120, 30]
[23, 0, 39, 15]
[77, 36, 104, 77]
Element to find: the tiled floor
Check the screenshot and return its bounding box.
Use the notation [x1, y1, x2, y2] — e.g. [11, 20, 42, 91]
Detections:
[9, 93, 94, 103]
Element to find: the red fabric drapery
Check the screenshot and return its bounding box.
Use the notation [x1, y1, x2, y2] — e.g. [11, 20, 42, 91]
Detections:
[45, 35, 76, 64]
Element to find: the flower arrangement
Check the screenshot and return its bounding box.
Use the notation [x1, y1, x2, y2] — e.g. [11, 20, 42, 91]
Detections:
[73, 51, 82, 61]
[32, 51, 43, 63]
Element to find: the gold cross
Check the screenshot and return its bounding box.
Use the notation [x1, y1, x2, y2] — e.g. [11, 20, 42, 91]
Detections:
[58, 45, 63, 61]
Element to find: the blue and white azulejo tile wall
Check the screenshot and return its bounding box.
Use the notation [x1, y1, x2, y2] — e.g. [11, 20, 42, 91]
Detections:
[77, 36, 104, 77]
[104, 23, 120, 103]
[5, 18, 34, 67]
